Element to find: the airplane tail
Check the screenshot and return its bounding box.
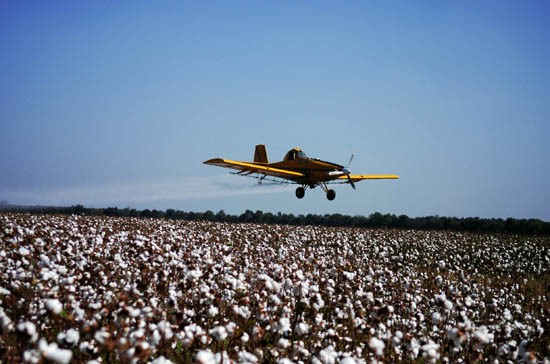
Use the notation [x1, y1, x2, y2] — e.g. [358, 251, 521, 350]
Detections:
[254, 144, 269, 163]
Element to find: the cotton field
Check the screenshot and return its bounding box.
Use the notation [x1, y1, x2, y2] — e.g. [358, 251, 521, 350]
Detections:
[0, 213, 548, 363]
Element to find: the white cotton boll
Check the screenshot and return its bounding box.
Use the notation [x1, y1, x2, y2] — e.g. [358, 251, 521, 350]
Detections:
[238, 351, 258, 363]
[407, 337, 420, 359]
[214, 351, 230, 364]
[45, 299, 63, 314]
[128, 307, 141, 318]
[421, 341, 440, 363]
[17, 321, 38, 343]
[196, 350, 216, 364]
[313, 294, 325, 311]
[393, 331, 403, 345]
[18, 246, 31, 256]
[186, 269, 202, 282]
[151, 330, 162, 347]
[319, 345, 338, 364]
[277, 359, 293, 364]
[57, 328, 80, 347]
[473, 326, 494, 345]
[343, 271, 355, 280]
[339, 358, 357, 364]
[226, 322, 237, 335]
[157, 320, 173, 340]
[284, 278, 294, 292]
[94, 328, 110, 345]
[431, 312, 441, 324]
[277, 317, 291, 335]
[270, 294, 282, 305]
[39, 339, 73, 364]
[207, 305, 219, 317]
[448, 327, 466, 347]
[233, 305, 251, 319]
[369, 337, 385, 356]
[503, 308, 512, 321]
[241, 332, 250, 343]
[149, 356, 174, 364]
[278, 338, 291, 348]
[210, 326, 228, 342]
[295, 322, 309, 335]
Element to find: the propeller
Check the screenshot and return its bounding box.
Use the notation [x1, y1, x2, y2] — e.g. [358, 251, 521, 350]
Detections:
[328, 153, 356, 189]
[344, 153, 356, 190]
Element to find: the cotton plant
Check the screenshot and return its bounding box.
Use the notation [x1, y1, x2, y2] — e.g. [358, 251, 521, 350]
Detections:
[0, 213, 548, 363]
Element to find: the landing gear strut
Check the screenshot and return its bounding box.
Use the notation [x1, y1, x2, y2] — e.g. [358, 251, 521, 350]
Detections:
[319, 182, 336, 201]
[295, 186, 305, 199]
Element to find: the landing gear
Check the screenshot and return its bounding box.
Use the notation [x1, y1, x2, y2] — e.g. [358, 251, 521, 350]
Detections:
[318, 182, 336, 201]
[296, 183, 336, 200]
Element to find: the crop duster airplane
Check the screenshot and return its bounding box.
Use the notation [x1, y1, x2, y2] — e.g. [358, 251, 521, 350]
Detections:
[204, 145, 399, 201]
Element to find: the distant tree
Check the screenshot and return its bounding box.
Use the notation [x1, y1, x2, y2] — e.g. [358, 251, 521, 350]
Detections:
[165, 209, 176, 219]
[203, 210, 215, 221]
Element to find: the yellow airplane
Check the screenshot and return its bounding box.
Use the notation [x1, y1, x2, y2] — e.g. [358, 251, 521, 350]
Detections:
[204, 145, 399, 201]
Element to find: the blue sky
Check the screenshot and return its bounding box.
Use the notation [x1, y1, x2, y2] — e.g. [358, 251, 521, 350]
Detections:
[1, 1, 549, 220]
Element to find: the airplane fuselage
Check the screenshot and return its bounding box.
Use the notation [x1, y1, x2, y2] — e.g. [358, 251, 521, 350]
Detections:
[264, 157, 344, 185]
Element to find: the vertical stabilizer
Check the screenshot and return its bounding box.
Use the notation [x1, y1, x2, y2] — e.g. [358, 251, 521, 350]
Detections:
[254, 144, 269, 163]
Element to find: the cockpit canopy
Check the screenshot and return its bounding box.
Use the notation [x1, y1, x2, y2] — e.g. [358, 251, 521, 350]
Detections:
[284, 148, 307, 161]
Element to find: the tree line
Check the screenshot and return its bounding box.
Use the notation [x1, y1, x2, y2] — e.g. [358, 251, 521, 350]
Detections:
[1, 203, 549, 235]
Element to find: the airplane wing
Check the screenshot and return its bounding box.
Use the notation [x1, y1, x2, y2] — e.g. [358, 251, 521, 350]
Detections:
[337, 174, 400, 183]
[204, 158, 304, 181]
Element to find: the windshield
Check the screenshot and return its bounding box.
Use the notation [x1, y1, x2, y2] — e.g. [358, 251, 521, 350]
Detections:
[284, 149, 307, 161]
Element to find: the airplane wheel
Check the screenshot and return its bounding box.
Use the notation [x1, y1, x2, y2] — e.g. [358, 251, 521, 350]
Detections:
[296, 187, 305, 199]
[326, 189, 336, 201]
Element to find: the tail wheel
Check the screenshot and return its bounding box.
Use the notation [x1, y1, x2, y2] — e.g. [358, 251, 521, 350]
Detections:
[295, 187, 305, 199]
[326, 189, 336, 201]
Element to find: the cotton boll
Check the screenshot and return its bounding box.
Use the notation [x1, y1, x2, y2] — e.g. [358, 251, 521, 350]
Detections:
[209, 326, 228, 342]
[39, 339, 73, 364]
[16, 321, 38, 343]
[431, 312, 441, 325]
[94, 328, 111, 345]
[149, 356, 174, 364]
[207, 305, 218, 317]
[0, 310, 13, 333]
[225, 322, 237, 335]
[295, 322, 309, 335]
[196, 350, 216, 364]
[45, 299, 63, 314]
[278, 338, 291, 348]
[318, 345, 338, 364]
[277, 317, 291, 336]
[473, 326, 494, 345]
[57, 328, 80, 348]
[238, 351, 258, 363]
[421, 341, 440, 363]
[157, 320, 173, 340]
[18, 246, 31, 256]
[339, 357, 357, 364]
[369, 337, 385, 356]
